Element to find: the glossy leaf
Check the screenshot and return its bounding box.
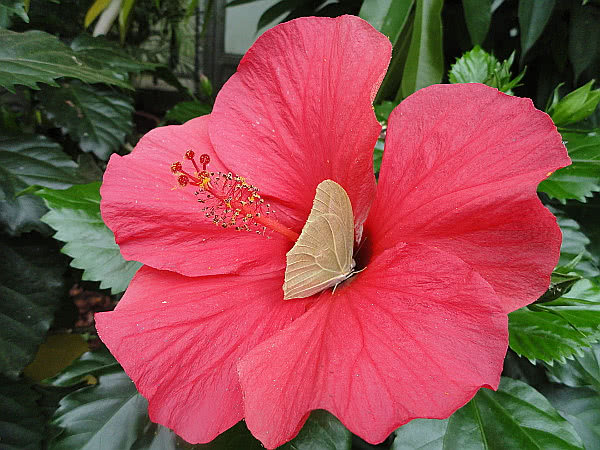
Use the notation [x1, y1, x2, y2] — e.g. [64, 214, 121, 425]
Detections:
[196, 421, 264, 450]
[281, 410, 351, 450]
[548, 80, 600, 127]
[374, 100, 398, 123]
[509, 304, 600, 364]
[555, 212, 599, 278]
[547, 343, 600, 392]
[0, 376, 45, 449]
[40, 82, 134, 160]
[538, 130, 600, 203]
[448, 46, 524, 93]
[24, 333, 89, 382]
[518, 0, 556, 62]
[373, 8, 414, 102]
[0, 134, 78, 190]
[359, 0, 415, 46]
[70, 34, 157, 76]
[359, 0, 415, 102]
[256, 0, 302, 32]
[0, 0, 29, 23]
[131, 422, 177, 450]
[0, 29, 132, 92]
[164, 100, 212, 124]
[36, 183, 142, 294]
[462, 0, 491, 45]
[46, 348, 119, 387]
[392, 377, 583, 449]
[118, 0, 136, 43]
[0, 237, 66, 378]
[544, 386, 600, 450]
[569, 2, 600, 80]
[509, 279, 600, 364]
[0, 134, 78, 235]
[400, 0, 444, 99]
[196, 410, 350, 450]
[84, 0, 111, 28]
[49, 369, 149, 450]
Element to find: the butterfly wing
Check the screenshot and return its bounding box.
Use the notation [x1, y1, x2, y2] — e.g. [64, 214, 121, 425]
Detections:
[283, 180, 355, 300]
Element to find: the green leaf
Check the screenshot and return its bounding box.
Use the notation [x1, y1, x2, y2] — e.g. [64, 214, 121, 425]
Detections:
[518, 0, 556, 62]
[0, 376, 45, 449]
[24, 333, 89, 382]
[448, 46, 524, 93]
[544, 386, 600, 450]
[537, 272, 582, 304]
[508, 283, 600, 364]
[0, 237, 66, 378]
[374, 100, 398, 123]
[0, 134, 78, 235]
[0, 30, 133, 92]
[359, 0, 415, 47]
[373, 138, 384, 174]
[0, 194, 48, 236]
[226, 0, 258, 6]
[46, 348, 119, 387]
[196, 410, 350, 450]
[569, 2, 600, 80]
[372, 5, 415, 103]
[48, 353, 177, 449]
[199, 74, 213, 98]
[392, 377, 584, 449]
[132, 422, 177, 449]
[280, 410, 351, 450]
[36, 183, 142, 294]
[555, 212, 599, 278]
[195, 421, 263, 449]
[164, 100, 212, 124]
[547, 343, 600, 392]
[256, 0, 300, 32]
[0, 134, 78, 190]
[538, 130, 600, 203]
[118, 0, 136, 43]
[399, 0, 444, 99]
[84, 0, 111, 28]
[548, 80, 600, 127]
[49, 368, 150, 450]
[462, 0, 491, 45]
[70, 34, 158, 76]
[40, 82, 134, 160]
[0, 0, 29, 23]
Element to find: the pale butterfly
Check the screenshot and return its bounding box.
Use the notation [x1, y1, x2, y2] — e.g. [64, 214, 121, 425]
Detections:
[283, 179, 356, 300]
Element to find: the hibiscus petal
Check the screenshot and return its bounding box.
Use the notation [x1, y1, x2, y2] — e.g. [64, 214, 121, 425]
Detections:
[368, 83, 570, 312]
[100, 115, 290, 277]
[95, 265, 307, 444]
[209, 15, 391, 231]
[238, 243, 507, 448]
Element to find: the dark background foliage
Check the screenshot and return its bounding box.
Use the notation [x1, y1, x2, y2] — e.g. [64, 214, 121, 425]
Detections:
[1, 0, 599, 448]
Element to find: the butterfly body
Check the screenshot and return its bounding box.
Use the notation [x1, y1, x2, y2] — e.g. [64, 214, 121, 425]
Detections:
[283, 180, 356, 300]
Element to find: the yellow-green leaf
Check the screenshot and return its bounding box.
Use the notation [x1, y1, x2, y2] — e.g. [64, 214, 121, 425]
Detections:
[84, 0, 111, 28]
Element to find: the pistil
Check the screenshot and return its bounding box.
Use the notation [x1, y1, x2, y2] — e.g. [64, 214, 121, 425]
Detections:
[171, 151, 299, 242]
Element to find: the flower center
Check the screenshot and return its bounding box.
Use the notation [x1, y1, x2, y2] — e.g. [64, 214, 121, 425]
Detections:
[171, 150, 299, 242]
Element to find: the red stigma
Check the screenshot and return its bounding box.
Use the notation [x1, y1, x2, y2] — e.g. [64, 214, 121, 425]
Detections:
[171, 162, 182, 173]
[199, 154, 210, 170]
[185, 150, 195, 160]
[178, 175, 189, 186]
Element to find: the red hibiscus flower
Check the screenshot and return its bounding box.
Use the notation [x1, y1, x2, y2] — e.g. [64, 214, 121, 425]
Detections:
[96, 15, 570, 449]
